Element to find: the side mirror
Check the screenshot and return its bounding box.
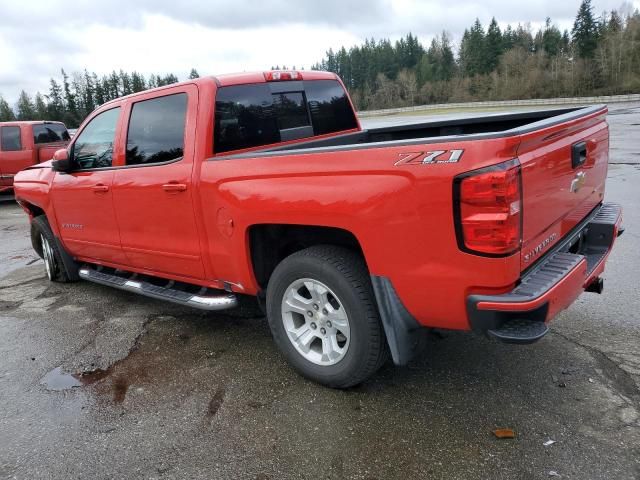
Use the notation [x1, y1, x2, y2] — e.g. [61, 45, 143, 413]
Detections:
[51, 149, 73, 172]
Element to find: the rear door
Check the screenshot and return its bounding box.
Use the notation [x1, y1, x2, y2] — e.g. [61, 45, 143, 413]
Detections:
[517, 108, 609, 270]
[111, 85, 205, 280]
[50, 107, 127, 264]
[0, 125, 33, 184]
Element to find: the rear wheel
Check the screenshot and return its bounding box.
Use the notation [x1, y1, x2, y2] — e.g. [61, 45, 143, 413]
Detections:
[31, 216, 78, 283]
[266, 245, 388, 388]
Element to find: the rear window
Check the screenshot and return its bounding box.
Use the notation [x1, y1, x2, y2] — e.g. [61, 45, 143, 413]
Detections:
[214, 79, 357, 153]
[1, 126, 22, 151]
[33, 123, 70, 144]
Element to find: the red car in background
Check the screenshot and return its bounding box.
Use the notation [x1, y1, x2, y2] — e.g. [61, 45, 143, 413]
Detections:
[0, 121, 70, 193]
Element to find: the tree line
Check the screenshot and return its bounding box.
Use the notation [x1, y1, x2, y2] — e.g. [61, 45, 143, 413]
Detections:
[0, 68, 200, 127]
[312, 0, 640, 110]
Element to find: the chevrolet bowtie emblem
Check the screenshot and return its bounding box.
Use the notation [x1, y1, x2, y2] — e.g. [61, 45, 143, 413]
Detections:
[570, 171, 586, 193]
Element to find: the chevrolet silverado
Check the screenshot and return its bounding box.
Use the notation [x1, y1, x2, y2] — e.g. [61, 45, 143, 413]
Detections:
[13, 71, 623, 387]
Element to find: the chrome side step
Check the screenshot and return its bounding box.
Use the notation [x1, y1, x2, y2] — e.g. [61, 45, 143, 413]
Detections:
[78, 266, 238, 311]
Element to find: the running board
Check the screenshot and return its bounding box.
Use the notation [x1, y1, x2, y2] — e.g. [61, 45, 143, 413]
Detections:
[78, 266, 238, 311]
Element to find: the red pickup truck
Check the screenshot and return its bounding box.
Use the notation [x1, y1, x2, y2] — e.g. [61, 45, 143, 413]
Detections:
[0, 121, 70, 193]
[13, 71, 623, 387]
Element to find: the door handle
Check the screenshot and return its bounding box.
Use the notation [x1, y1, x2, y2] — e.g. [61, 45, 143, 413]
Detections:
[162, 182, 187, 193]
[92, 184, 109, 193]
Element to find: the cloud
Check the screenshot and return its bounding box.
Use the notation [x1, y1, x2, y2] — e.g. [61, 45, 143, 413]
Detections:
[0, 0, 638, 105]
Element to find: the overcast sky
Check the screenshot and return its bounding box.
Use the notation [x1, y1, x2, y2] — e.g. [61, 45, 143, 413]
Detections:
[1, 0, 638, 105]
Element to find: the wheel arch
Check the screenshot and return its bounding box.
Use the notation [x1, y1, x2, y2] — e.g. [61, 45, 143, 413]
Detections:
[247, 224, 367, 290]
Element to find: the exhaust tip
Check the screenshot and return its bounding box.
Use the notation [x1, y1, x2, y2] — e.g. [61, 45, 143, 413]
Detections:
[585, 277, 604, 294]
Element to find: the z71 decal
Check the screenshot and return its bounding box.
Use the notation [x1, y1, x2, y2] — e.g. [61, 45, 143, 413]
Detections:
[395, 149, 464, 166]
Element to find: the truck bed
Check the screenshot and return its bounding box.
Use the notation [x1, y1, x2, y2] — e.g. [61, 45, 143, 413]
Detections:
[222, 106, 600, 157]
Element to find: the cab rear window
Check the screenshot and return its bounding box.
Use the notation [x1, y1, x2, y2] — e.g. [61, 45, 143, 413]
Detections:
[33, 123, 70, 144]
[214, 80, 357, 153]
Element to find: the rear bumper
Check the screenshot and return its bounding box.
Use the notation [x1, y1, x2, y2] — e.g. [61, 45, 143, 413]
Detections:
[467, 202, 623, 340]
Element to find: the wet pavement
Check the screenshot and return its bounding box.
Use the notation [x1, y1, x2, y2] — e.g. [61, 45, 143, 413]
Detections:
[1, 104, 639, 479]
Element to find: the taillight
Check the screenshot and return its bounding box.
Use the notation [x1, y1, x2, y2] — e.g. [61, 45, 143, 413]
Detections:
[264, 71, 302, 81]
[454, 159, 522, 256]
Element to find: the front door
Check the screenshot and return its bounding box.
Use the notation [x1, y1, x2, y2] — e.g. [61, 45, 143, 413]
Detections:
[111, 86, 205, 280]
[50, 107, 127, 265]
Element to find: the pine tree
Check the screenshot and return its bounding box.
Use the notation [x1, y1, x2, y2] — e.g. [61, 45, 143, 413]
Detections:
[542, 17, 563, 56]
[485, 18, 504, 72]
[460, 19, 486, 76]
[34, 92, 48, 119]
[120, 70, 132, 96]
[131, 72, 146, 93]
[188, 68, 200, 79]
[46, 79, 64, 120]
[83, 70, 96, 114]
[61, 69, 77, 117]
[0, 96, 16, 121]
[572, 0, 598, 58]
[93, 75, 105, 106]
[16, 90, 36, 120]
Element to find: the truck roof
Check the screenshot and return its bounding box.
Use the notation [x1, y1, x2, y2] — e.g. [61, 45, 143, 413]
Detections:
[100, 70, 339, 107]
[0, 120, 65, 127]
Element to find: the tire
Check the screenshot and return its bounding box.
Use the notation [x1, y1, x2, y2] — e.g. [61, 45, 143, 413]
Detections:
[31, 216, 79, 283]
[266, 245, 388, 388]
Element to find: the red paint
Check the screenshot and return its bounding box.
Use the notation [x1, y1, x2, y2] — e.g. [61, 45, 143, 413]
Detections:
[13, 73, 618, 332]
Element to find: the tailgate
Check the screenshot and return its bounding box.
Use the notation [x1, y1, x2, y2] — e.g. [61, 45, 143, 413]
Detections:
[516, 106, 609, 271]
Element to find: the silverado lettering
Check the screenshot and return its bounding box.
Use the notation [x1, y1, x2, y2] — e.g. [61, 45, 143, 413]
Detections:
[524, 233, 558, 263]
[13, 70, 622, 388]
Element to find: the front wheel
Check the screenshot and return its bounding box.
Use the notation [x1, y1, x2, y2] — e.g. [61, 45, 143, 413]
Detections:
[266, 246, 388, 388]
[31, 216, 78, 283]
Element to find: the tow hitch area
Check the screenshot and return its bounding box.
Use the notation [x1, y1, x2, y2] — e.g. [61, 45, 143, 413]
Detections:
[467, 203, 622, 345]
[585, 277, 604, 294]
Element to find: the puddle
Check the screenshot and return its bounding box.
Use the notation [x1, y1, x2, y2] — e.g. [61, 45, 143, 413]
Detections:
[40, 367, 83, 391]
[40, 366, 111, 391]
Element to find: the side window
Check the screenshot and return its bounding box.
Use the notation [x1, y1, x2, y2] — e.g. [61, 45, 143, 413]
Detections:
[33, 124, 70, 144]
[304, 80, 358, 135]
[73, 108, 120, 169]
[214, 84, 280, 153]
[1, 126, 22, 151]
[126, 93, 187, 166]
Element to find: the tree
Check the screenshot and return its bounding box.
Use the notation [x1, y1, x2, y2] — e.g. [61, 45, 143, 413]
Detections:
[81, 70, 95, 115]
[34, 92, 48, 119]
[131, 72, 146, 93]
[460, 19, 486, 76]
[542, 17, 563, 56]
[485, 18, 504, 71]
[16, 90, 36, 120]
[61, 69, 77, 117]
[0, 96, 16, 121]
[572, 0, 599, 58]
[188, 68, 200, 79]
[46, 79, 64, 120]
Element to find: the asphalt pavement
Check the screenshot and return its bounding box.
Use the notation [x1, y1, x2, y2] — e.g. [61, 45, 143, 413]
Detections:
[0, 103, 639, 480]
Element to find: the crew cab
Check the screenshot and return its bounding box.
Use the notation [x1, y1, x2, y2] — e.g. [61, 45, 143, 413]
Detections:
[13, 71, 622, 388]
[0, 121, 70, 193]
